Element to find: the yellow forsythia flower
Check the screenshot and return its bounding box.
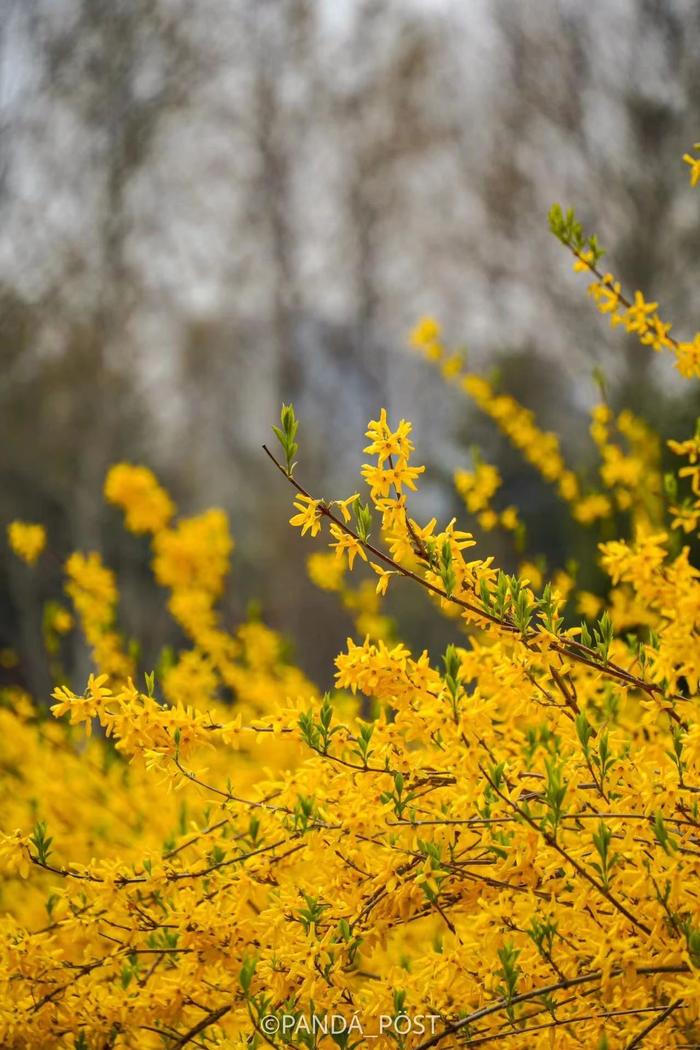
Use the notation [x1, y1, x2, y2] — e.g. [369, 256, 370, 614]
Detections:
[409, 315, 443, 359]
[7, 521, 46, 565]
[104, 463, 175, 534]
[289, 494, 323, 537]
[573, 492, 612, 524]
[518, 560, 543, 591]
[683, 143, 700, 187]
[0, 830, 31, 879]
[153, 509, 233, 594]
[51, 606, 74, 634]
[307, 551, 346, 591]
[577, 590, 604, 619]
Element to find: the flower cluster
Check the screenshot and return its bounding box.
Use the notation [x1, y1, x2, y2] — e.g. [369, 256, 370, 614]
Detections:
[65, 551, 134, 681]
[105, 463, 175, 534]
[550, 200, 700, 379]
[454, 458, 520, 534]
[360, 409, 425, 501]
[409, 324, 616, 525]
[7, 521, 46, 565]
[668, 426, 700, 536]
[589, 403, 663, 528]
[0, 143, 699, 1050]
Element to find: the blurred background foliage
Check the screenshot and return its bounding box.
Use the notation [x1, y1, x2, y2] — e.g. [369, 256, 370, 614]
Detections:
[1, 0, 699, 696]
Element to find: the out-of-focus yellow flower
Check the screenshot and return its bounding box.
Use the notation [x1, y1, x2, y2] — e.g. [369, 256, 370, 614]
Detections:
[409, 316, 443, 360]
[105, 463, 175, 534]
[455, 463, 501, 515]
[557, 471, 580, 503]
[551, 568, 575, 601]
[518, 560, 543, 591]
[477, 509, 499, 532]
[153, 509, 233, 594]
[307, 551, 345, 592]
[683, 144, 700, 187]
[573, 493, 612, 524]
[51, 607, 73, 634]
[441, 354, 463, 379]
[64, 551, 134, 681]
[677, 333, 700, 378]
[65, 552, 117, 625]
[499, 506, 518, 531]
[7, 522, 46, 566]
[577, 591, 603, 619]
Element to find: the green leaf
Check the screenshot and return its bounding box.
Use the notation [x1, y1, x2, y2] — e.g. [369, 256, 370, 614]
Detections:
[273, 403, 299, 476]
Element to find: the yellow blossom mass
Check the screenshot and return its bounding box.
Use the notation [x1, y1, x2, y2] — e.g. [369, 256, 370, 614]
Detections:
[105, 463, 175, 534]
[7, 521, 46, 565]
[1, 141, 700, 1050]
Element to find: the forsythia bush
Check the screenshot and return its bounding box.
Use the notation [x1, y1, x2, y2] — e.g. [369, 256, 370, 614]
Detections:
[2, 148, 700, 1050]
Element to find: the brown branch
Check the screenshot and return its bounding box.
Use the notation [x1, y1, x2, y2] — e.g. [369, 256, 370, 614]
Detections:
[262, 445, 686, 710]
[479, 765, 652, 938]
[623, 998, 683, 1049]
[412, 966, 688, 1050]
[168, 1004, 231, 1049]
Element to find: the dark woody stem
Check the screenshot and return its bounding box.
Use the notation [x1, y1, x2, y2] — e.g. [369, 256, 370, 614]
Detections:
[412, 966, 687, 1050]
[263, 444, 685, 711]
